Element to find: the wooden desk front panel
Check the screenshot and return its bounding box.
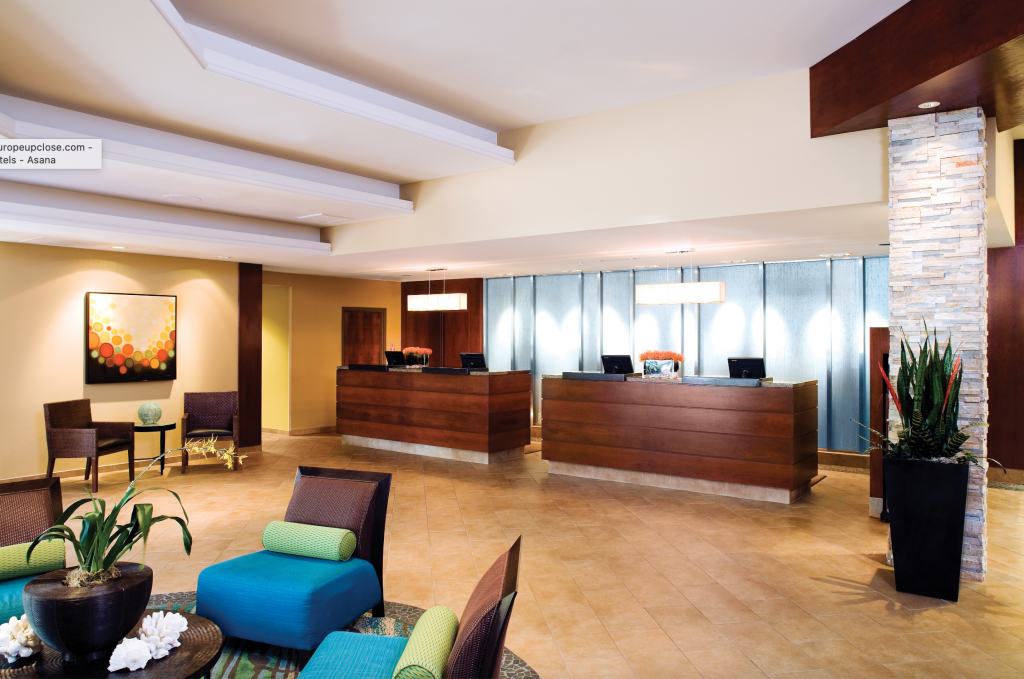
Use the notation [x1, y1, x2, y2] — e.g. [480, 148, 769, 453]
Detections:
[542, 379, 818, 490]
[337, 370, 531, 452]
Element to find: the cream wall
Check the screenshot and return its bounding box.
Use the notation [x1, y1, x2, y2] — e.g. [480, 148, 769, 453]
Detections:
[262, 271, 400, 432]
[0, 242, 238, 481]
[326, 69, 889, 255]
[261, 284, 290, 431]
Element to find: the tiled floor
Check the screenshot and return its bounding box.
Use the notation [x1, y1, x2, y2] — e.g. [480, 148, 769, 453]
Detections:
[62, 432, 1024, 679]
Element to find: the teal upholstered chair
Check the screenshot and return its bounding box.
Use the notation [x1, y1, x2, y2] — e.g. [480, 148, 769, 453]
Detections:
[0, 478, 64, 620]
[196, 467, 391, 650]
[300, 538, 521, 679]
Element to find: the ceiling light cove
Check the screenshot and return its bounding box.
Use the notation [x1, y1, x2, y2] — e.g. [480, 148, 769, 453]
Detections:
[918, 101, 941, 109]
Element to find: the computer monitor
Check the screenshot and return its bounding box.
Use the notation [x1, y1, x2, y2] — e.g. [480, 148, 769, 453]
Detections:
[602, 355, 634, 374]
[385, 351, 405, 366]
[728, 357, 766, 379]
[460, 353, 488, 370]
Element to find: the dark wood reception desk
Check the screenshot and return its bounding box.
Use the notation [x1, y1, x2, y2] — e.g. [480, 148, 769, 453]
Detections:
[542, 376, 818, 503]
[337, 368, 532, 464]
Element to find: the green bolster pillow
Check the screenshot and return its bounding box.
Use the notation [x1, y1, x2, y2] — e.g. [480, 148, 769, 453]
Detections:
[393, 605, 459, 679]
[261, 521, 357, 561]
[0, 539, 65, 581]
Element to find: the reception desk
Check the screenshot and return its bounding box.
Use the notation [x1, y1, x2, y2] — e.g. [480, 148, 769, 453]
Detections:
[336, 368, 532, 464]
[542, 376, 818, 503]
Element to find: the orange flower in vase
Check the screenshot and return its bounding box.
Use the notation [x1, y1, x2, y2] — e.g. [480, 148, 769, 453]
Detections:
[638, 350, 684, 376]
[401, 347, 433, 366]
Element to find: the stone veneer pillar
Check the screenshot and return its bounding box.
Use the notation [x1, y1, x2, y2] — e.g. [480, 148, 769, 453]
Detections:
[888, 107, 989, 582]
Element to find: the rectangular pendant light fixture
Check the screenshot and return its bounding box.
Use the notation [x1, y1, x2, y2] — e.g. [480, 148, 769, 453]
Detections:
[407, 292, 468, 311]
[635, 281, 726, 305]
[407, 267, 468, 311]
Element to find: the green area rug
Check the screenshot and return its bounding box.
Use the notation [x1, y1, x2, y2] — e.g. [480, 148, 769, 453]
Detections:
[147, 592, 539, 679]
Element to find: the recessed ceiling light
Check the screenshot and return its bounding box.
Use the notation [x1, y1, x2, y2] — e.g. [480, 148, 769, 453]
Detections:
[918, 101, 941, 109]
[297, 213, 351, 226]
[401, 274, 412, 277]
[633, 264, 661, 269]
[496, 273, 516, 277]
[163, 194, 201, 203]
[665, 249, 693, 254]
[819, 253, 852, 258]
[110, 246, 127, 250]
[216, 255, 231, 259]
[720, 259, 748, 264]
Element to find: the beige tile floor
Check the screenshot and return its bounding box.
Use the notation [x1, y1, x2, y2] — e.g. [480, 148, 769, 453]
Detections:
[60, 433, 1024, 679]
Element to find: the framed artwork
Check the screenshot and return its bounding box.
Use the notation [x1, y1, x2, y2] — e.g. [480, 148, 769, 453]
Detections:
[86, 292, 177, 384]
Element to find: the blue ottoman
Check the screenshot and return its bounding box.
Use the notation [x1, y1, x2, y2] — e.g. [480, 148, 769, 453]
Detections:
[300, 632, 408, 679]
[0, 575, 34, 620]
[197, 551, 382, 650]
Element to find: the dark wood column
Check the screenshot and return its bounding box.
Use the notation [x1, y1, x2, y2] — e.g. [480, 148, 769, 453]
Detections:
[238, 262, 262, 448]
[988, 140, 1024, 471]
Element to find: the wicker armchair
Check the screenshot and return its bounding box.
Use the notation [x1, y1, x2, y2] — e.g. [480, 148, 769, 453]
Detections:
[0, 478, 63, 620]
[180, 391, 239, 473]
[43, 399, 134, 492]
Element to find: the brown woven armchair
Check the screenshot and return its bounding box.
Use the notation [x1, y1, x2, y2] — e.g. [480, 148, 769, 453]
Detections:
[43, 399, 134, 492]
[181, 391, 239, 473]
[0, 478, 63, 620]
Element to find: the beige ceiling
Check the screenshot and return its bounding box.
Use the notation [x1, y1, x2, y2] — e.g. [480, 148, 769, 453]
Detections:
[172, 0, 910, 132]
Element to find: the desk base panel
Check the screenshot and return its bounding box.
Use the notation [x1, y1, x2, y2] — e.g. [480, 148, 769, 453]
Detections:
[341, 435, 525, 465]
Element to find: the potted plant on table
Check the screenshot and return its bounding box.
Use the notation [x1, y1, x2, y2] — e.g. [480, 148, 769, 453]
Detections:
[859, 326, 991, 602]
[21, 437, 231, 665]
[402, 347, 432, 366]
[639, 350, 683, 377]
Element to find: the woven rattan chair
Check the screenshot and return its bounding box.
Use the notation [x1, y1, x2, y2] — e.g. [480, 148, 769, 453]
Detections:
[180, 391, 239, 473]
[0, 478, 63, 620]
[43, 399, 134, 493]
[196, 467, 392, 650]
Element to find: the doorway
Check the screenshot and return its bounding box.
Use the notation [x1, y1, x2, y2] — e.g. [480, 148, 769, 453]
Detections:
[342, 307, 387, 366]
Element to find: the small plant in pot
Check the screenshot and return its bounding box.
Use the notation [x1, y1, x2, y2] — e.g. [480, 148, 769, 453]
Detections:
[20, 439, 224, 665]
[858, 325, 994, 602]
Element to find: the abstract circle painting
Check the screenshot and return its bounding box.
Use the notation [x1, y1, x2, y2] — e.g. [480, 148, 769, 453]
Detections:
[85, 292, 177, 383]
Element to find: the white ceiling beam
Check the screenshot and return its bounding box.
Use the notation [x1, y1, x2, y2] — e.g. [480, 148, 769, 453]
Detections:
[148, 0, 515, 167]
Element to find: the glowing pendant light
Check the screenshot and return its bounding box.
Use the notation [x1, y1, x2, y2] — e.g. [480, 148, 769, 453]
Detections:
[634, 249, 726, 305]
[407, 267, 468, 312]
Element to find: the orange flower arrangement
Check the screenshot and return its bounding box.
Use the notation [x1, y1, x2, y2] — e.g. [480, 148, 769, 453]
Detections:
[638, 350, 683, 363]
[402, 347, 433, 355]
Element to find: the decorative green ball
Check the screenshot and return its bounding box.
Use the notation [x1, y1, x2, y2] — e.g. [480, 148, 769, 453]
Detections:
[138, 402, 162, 425]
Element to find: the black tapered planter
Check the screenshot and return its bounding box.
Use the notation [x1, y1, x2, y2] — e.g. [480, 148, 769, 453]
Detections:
[884, 458, 969, 601]
[23, 562, 153, 664]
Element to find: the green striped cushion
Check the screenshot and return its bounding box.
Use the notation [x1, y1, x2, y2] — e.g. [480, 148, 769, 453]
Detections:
[261, 521, 357, 561]
[0, 539, 65, 581]
[393, 605, 459, 679]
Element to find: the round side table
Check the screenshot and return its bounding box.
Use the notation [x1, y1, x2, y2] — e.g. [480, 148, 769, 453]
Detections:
[0, 612, 223, 678]
[134, 422, 177, 475]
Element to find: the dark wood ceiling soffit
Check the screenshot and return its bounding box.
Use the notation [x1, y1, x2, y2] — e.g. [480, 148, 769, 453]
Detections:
[809, 0, 1024, 138]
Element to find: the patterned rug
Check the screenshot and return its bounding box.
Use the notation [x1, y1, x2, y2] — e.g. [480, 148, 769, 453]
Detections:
[147, 592, 539, 679]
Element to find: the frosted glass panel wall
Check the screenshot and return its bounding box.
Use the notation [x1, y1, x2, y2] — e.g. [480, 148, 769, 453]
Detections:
[634, 268, 682, 367]
[582, 273, 603, 372]
[681, 267, 698, 376]
[863, 257, 890, 446]
[765, 261, 829, 446]
[513, 277, 534, 373]
[699, 265, 764, 377]
[831, 259, 865, 451]
[484, 278, 513, 371]
[602, 271, 631, 357]
[534, 275, 582, 423]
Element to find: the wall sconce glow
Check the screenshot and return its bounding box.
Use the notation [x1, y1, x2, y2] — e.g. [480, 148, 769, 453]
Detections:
[407, 293, 468, 311]
[918, 101, 941, 109]
[635, 281, 726, 305]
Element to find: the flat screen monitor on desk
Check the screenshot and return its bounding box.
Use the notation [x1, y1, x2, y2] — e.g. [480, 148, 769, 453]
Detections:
[728, 357, 766, 379]
[602, 355, 634, 374]
[460, 353, 487, 370]
[385, 351, 405, 366]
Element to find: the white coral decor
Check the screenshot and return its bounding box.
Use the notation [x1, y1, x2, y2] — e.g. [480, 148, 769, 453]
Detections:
[137, 611, 188, 660]
[108, 638, 152, 672]
[0, 615, 42, 663]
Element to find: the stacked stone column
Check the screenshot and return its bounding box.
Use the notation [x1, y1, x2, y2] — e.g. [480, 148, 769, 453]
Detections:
[888, 107, 989, 582]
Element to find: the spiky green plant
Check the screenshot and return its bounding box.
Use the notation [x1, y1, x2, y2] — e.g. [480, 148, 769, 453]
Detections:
[857, 323, 985, 464]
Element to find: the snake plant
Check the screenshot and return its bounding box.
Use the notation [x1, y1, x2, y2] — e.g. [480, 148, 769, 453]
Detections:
[859, 323, 986, 464]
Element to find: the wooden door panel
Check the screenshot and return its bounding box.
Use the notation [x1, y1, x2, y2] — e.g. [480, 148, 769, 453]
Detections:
[342, 308, 384, 366]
